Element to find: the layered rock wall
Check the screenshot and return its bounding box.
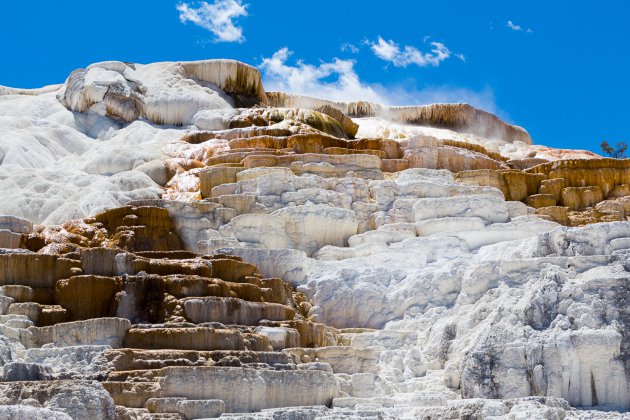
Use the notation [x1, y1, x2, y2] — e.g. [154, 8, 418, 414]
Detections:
[1, 57, 629, 419]
[0, 206, 349, 418]
[458, 159, 630, 226]
[267, 92, 531, 144]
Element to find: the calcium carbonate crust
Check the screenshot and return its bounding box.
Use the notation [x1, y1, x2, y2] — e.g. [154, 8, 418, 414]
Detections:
[0, 58, 628, 419]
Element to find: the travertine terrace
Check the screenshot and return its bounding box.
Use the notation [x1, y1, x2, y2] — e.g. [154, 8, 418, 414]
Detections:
[1, 59, 630, 419]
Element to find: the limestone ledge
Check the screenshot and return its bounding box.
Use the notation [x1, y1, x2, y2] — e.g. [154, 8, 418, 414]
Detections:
[267, 92, 531, 144]
[0, 205, 356, 417]
[457, 159, 630, 226]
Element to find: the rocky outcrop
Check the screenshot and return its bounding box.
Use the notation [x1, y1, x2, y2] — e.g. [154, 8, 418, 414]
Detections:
[61, 62, 145, 122]
[180, 59, 268, 107]
[162, 129, 512, 249]
[526, 158, 630, 195]
[228, 108, 355, 139]
[0, 207, 349, 418]
[0, 56, 602, 227]
[61, 59, 267, 125]
[267, 92, 531, 144]
[156, 366, 339, 412]
[457, 159, 630, 226]
[401, 135, 508, 172]
[315, 104, 359, 138]
[456, 169, 546, 201]
[3, 56, 630, 419]
[0, 216, 33, 249]
[0, 380, 115, 419]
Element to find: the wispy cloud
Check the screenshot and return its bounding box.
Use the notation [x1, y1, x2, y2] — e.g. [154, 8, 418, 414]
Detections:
[369, 36, 454, 68]
[259, 48, 384, 103]
[507, 20, 533, 33]
[340, 42, 360, 54]
[177, 0, 248, 43]
[507, 20, 522, 31]
[258, 48, 498, 114]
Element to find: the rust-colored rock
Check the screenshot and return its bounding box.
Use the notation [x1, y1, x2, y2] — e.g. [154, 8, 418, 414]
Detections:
[456, 169, 545, 201]
[55, 275, 122, 320]
[535, 206, 569, 225]
[457, 158, 630, 225]
[526, 194, 557, 209]
[124, 326, 248, 351]
[560, 186, 605, 210]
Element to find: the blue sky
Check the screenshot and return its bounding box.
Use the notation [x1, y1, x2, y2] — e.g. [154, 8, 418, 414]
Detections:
[1, 0, 629, 152]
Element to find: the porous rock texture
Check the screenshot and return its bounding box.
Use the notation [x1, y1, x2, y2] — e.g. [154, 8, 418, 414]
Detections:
[457, 158, 630, 226]
[0, 206, 339, 418]
[1, 58, 630, 419]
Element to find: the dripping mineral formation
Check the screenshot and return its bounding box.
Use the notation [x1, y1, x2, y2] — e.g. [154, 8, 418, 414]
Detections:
[0, 59, 629, 419]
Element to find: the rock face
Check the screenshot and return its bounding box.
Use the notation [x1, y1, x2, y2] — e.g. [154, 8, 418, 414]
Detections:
[61, 60, 267, 124]
[1, 57, 630, 419]
[267, 92, 531, 144]
[0, 380, 115, 419]
[457, 158, 630, 226]
[0, 206, 345, 417]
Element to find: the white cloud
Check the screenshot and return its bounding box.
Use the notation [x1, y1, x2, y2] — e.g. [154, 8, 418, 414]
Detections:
[259, 48, 384, 103]
[369, 36, 453, 68]
[258, 48, 498, 114]
[340, 42, 360, 54]
[506, 20, 522, 31]
[507, 20, 533, 33]
[455, 53, 466, 62]
[371, 37, 401, 62]
[177, 0, 248, 43]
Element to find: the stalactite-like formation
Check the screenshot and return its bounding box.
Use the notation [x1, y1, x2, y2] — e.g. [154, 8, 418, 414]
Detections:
[1, 58, 629, 419]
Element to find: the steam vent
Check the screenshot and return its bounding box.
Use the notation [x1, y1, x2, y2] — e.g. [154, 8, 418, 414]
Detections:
[1, 59, 630, 419]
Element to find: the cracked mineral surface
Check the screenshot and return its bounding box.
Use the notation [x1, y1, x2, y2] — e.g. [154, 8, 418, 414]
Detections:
[1, 59, 630, 419]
